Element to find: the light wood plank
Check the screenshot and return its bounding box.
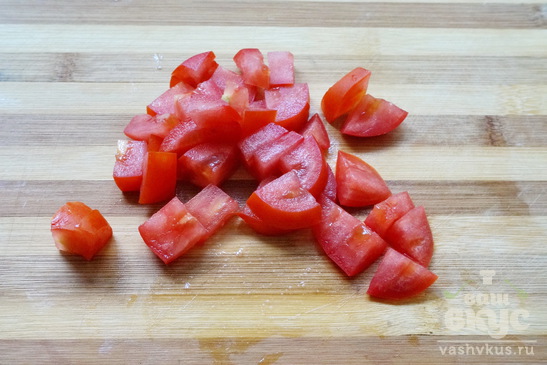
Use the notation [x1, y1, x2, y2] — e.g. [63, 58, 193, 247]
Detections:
[2, 25, 546, 57]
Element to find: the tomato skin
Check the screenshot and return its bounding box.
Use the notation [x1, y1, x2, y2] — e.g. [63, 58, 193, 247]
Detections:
[246, 170, 321, 230]
[367, 248, 437, 300]
[267, 51, 294, 87]
[364, 191, 415, 238]
[170, 51, 219, 88]
[265, 83, 310, 131]
[279, 136, 328, 197]
[300, 113, 330, 151]
[124, 113, 178, 141]
[341, 94, 408, 137]
[186, 184, 239, 240]
[147, 82, 194, 116]
[384, 206, 434, 267]
[51, 202, 112, 260]
[138, 151, 178, 204]
[238, 204, 294, 236]
[336, 150, 391, 207]
[113, 140, 147, 192]
[312, 196, 387, 276]
[321, 67, 371, 123]
[233, 48, 270, 89]
[177, 142, 238, 187]
[138, 197, 208, 264]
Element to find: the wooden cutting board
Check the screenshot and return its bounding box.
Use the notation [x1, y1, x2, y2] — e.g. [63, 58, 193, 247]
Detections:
[1, 1, 546, 363]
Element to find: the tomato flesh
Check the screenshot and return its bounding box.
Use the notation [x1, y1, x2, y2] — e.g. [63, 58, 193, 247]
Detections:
[336, 150, 391, 207]
[267, 51, 294, 87]
[178, 142, 238, 187]
[299, 113, 330, 151]
[321, 67, 371, 123]
[367, 248, 437, 300]
[246, 170, 321, 230]
[139, 151, 178, 204]
[341, 94, 408, 137]
[51, 202, 112, 260]
[113, 140, 147, 192]
[265, 83, 310, 131]
[138, 197, 207, 264]
[124, 113, 178, 141]
[365, 191, 415, 238]
[233, 48, 270, 89]
[185, 184, 239, 240]
[313, 196, 387, 276]
[384, 206, 434, 267]
[238, 123, 289, 168]
[147, 82, 194, 116]
[240, 106, 277, 137]
[249, 130, 303, 180]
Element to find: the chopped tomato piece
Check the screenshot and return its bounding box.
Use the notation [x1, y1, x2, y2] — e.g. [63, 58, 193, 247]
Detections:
[341, 94, 408, 137]
[336, 150, 391, 207]
[249, 130, 303, 180]
[178, 142, 238, 187]
[265, 83, 310, 131]
[238, 123, 288, 168]
[139, 151, 177, 204]
[365, 192, 415, 238]
[322, 164, 337, 202]
[384, 206, 434, 267]
[312, 196, 387, 276]
[233, 48, 270, 89]
[186, 184, 239, 239]
[113, 140, 147, 192]
[124, 113, 178, 141]
[240, 106, 277, 137]
[170, 51, 219, 88]
[210, 65, 257, 102]
[299, 113, 330, 151]
[321, 67, 371, 123]
[159, 119, 205, 155]
[51, 202, 112, 260]
[267, 51, 294, 87]
[367, 248, 437, 300]
[147, 134, 164, 152]
[138, 197, 207, 264]
[238, 203, 294, 236]
[246, 170, 321, 230]
[147, 82, 194, 116]
[279, 136, 328, 197]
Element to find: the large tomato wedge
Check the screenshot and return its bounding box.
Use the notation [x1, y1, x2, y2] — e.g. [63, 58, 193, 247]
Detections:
[265, 83, 310, 131]
[341, 94, 408, 137]
[113, 140, 147, 192]
[246, 170, 321, 230]
[138, 151, 177, 204]
[336, 150, 391, 207]
[321, 67, 371, 123]
[384, 206, 434, 267]
[233, 48, 270, 89]
[138, 197, 208, 264]
[364, 191, 415, 238]
[177, 142, 238, 187]
[267, 51, 294, 87]
[367, 248, 437, 300]
[312, 196, 387, 276]
[279, 136, 328, 197]
[51, 202, 112, 260]
[170, 51, 219, 88]
[185, 184, 239, 240]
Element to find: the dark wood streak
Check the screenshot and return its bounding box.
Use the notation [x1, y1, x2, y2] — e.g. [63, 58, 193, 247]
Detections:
[1, 179, 544, 217]
[0, 1, 545, 29]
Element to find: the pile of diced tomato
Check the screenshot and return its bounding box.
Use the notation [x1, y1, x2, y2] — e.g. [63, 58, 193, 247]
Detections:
[51, 49, 437, 300]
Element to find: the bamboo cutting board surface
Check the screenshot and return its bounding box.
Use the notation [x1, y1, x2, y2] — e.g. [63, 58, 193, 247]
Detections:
[1, 1, 546, 363]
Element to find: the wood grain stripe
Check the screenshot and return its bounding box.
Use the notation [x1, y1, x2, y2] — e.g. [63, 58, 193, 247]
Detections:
[1, 82, 546, 115]
[1, 114, 546, 147]
[0, 1, 545, 29]
[2, 53, 546, 86]
[2, 25, 546, 57]
[1, 180, 545, 217]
